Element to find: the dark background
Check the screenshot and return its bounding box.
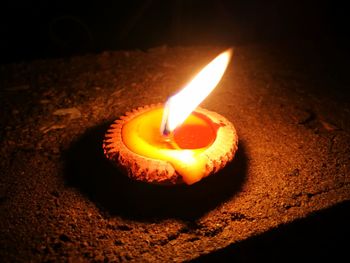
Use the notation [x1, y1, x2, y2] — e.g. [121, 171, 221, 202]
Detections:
[1, 0, 349, 64]
[1, 1, 349, 261]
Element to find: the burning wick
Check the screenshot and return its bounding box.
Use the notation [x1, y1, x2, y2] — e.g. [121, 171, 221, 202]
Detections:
[160, 100, 172, 138]
[160, 102, 179, 150]
[103, 48, 238, 185]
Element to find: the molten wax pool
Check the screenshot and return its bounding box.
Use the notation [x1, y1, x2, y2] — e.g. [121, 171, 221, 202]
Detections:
[122, 106, 218, 184]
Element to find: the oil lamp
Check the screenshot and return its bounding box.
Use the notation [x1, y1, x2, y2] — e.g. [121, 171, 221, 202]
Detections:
[103, 49, 238, 185]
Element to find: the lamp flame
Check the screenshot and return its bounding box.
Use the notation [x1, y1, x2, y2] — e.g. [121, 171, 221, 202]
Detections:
[161, 48, 233, 135]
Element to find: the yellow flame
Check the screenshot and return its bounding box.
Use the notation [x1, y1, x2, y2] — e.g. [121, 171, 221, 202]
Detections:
[161, 48, 233, 134]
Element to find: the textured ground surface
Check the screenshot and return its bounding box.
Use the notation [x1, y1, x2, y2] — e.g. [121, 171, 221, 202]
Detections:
[1, 42, 350, 262]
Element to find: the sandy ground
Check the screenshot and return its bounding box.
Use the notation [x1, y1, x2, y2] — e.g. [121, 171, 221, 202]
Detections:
[1, 42, 349, 262]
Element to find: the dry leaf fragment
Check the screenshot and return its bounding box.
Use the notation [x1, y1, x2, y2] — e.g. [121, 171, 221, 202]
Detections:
[53, 107, 81, 119]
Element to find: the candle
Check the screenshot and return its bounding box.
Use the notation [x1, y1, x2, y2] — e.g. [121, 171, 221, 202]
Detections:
[123, 106, 219, 184]
[104, 49, 238, 185]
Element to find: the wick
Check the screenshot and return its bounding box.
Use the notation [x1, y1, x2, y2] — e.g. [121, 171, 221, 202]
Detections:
[160, 100, 171, 138]
[161, 126, 173, 143]
[161, 128, 181, 150]
[160, 99, 180, 149]
[162, 125, 172, 138]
